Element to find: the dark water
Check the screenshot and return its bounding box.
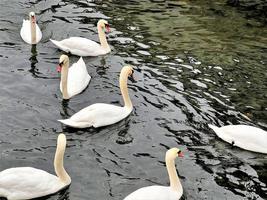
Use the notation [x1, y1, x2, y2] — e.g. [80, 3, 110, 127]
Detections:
[0, 0, 266, 199]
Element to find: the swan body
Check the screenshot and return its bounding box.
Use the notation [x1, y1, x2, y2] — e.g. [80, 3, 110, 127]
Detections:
[58, 103, 132, 128]
[20, 12, 42, 44]
[124, 186, 181, 200]
[58, 65, 134, 128]
[0, 134, 71, 200]
[58, 55, 91, 99]
[208, 124, 267, 154]
[50, 19, 110, 57]
[0, 168, 66, 200]
[124, 148, 184, 200]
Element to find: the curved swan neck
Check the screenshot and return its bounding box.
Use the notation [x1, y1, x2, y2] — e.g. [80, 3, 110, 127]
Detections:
[54, 135, 71, 184]
[166, 155, 182, 191]
[61, 61, 69, 99]
[119, 69, 132, 109]
[30, 17, 36, 44]
[97, 25, 109, 50]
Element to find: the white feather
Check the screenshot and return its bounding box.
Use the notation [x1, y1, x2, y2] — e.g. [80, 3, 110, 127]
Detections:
[124, 185, 182, 200]
[208, 124, 267, 154]
[60, 57, 91, 98]
[0, 167, 66, 200]
[58, 103, 132, 128]
[20, 19, 42, 44]
[50, 37, 110, 57]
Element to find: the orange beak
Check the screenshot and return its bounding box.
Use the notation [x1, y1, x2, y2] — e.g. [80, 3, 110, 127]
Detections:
[178, 151, 184, 158]
[57, 65, 62, 73]
[105, 24, 110, 32]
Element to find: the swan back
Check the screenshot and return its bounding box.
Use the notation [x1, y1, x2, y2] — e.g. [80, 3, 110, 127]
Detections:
[124, 185, 182, 200]
[0, 167, 65, 200]
[209, 124, 267, 154]
[51, 37, 108, 57]
[59, 103, 132, 128]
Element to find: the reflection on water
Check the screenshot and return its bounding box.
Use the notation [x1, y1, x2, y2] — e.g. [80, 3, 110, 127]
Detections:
[29, 44, 38, 76]
[0, 0, 266, 200]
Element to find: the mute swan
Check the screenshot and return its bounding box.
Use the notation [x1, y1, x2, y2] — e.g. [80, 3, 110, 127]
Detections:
[57, 55, 91, 99]
[20, 12, 42, 44]
[208, 124, 267, 154]
[58, 65, 134, 128]
[0, 134, 71, 200]
[50, 19, 111, 56]
[124, 148, 184, 200]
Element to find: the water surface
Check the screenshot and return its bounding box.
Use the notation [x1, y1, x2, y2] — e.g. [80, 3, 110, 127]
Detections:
[0, 0, 266, 199]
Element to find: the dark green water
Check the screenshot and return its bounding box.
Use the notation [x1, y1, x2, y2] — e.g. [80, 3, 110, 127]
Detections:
[0, 0, 266, 199]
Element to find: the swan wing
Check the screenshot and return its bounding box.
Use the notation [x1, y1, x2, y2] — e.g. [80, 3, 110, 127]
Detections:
[50, 37, 105, 57]
[63, 57, 91, 98]
[58, 103, 132, 128]
[209, 124, 267, 154]
[20, 20, 31, 44]
[0, 167, 66, 200]
[124, 186, 182, 200]
[20, 20, 42, 44]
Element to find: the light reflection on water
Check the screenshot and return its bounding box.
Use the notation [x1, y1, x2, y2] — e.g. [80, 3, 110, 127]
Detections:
[0, 0, 266, 200]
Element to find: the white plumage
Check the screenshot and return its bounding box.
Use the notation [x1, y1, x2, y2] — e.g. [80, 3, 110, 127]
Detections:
[0, 167, 65, 200]
[123, 148, 184, 200]
[59, 56, 91, 99]
[208, 124, 267, 154]
[124, 186, 182, 200]
[20, 12, 42, 44]
[50, 37, 109, 57]
[0, 134, 71, 200]
[50, 19, 111, 57]
[59, 103, 132, 128]
[58, 65, 134, 128]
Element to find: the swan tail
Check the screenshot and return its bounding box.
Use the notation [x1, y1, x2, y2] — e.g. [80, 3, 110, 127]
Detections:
[50, 39, 61, 47]
[208, 124, 223, 137]
[58, 119, 77, 127]
[50, 39, 70, 53]
[58, 119, 92, 128]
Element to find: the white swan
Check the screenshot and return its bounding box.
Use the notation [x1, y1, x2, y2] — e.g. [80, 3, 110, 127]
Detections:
[208, 124, 267, 154]
[20, 12, 42, 44]
[58, 65, 134, 128]
[57, 55, 91, 99]
[0, 134, 71, 200]
[124, 148, 184, 200]
[50, 19, 111, 56]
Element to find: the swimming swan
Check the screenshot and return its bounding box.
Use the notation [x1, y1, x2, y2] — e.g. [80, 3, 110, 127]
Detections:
[0, 134, 71, 200]
[124, 148, 184, 200]
[20, 12, 42, 44]
[50, 19, 111, 56]
[58, 65, 134, 128]
[208, 124, 267, 154]
[57, 55, 91, 99]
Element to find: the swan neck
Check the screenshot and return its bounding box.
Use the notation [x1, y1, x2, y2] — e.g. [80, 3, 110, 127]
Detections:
[61, 62, 69, 99]
[97, 26, 109, 50]
[120, 70, 132, 109]
[166, 156, 182, 191]
[30, 19, 36, 44]
[54, 140, 71, 184]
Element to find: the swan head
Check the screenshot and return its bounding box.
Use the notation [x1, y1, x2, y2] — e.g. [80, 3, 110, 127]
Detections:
[122, 65, 135, 80]
[166, 148, 184, 161]
[57, 55, 69, 72]
[97, 19, 110, 32]
[29, 12, 36, 23]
